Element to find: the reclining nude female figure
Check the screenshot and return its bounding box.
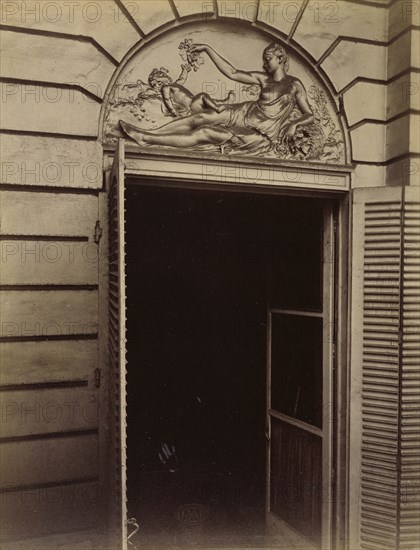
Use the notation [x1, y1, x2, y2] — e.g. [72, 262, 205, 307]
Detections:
[120, 42, 315, 154]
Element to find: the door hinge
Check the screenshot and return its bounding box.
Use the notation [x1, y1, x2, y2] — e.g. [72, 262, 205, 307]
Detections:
[94, 368, 101, 388]
[127, 518, 139, 548]
[94, 220, 102, 244]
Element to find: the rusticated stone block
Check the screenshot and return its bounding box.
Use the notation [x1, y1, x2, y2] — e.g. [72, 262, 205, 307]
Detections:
[343, 81, 386, 126]
[1, 31, 114, 98]
[120, 0, 175, 35]
[0, 134, 103, 188]
[1, 83, 100, 136]
[322, 41, 386, 91]
[293, 0, 387, 61]
[257, 0, 305, 37]
[0, 0, 141, 62]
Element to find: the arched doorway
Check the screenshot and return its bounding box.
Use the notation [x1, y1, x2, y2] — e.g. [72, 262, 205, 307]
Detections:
[100, 19, 350, 549]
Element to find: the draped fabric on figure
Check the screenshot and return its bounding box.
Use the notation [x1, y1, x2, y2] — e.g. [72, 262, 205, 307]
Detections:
[221, 91, 297, 154]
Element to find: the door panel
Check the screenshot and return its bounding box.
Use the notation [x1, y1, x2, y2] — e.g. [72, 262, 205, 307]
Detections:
[267, 204, 335, 549]
[270, 417, 322, 543]
[269, 206, 323, 312]
[270, 313, 323, 427]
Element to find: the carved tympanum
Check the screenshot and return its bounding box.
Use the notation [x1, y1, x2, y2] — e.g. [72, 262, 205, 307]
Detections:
[104, 39, 344, 163]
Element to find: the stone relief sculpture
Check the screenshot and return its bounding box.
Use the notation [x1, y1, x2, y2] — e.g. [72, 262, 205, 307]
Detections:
[105, 39, 344, 163]
[150, 63, 236, 119]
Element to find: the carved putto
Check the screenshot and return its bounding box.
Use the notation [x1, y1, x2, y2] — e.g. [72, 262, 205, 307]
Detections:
[104, 38, 344, 164]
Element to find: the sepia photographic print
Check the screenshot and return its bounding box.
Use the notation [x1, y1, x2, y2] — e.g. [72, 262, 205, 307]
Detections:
[0, 1, 419, 549]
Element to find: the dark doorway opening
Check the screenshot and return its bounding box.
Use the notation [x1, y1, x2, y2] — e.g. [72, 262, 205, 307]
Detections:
[125, 182, 325, 548]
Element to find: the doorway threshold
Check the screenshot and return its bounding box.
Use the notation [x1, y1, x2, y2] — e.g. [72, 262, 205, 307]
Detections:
[132, 531, 317, 550]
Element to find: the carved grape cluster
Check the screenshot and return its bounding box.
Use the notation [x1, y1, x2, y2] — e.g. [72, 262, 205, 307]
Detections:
[179, 39, 204, 71]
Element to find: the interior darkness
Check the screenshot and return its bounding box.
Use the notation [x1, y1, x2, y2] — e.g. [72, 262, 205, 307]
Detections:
[271, 314, 323, 428]
[125, 183, 323, 546]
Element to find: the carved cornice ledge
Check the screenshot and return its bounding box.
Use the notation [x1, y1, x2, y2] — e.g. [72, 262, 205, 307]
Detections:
[103, 144, 353, 193]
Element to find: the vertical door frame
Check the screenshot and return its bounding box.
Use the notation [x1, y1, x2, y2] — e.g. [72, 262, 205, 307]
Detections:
[115, 141, 128, 550]
[322, 203, 335, 549]
[333, 194, 349, 550]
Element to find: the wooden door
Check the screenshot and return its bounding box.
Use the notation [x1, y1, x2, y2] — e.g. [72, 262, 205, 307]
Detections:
[266, 204, 335, 548]
[107, 139, 128, 549]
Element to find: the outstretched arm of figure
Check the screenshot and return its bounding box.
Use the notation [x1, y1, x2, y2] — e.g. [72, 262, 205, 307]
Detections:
[175, 63, 191, 86]
[191, 44, 264, 85]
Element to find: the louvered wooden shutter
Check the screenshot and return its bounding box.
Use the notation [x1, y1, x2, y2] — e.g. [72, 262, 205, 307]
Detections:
[108, 139, 127, 549]
[351, 186, 420, 550]
[360, 191, 402, 550]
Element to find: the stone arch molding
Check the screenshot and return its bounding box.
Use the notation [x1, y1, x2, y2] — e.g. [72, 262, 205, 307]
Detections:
[101, 20, 347, 165]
